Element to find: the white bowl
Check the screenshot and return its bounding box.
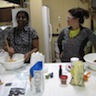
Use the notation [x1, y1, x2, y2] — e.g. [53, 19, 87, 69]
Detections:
[83, 53, 96, 71]
[0, 52, 25, 70]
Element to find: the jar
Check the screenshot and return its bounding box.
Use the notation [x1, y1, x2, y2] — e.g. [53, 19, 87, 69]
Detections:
[60, 75, 68, 84]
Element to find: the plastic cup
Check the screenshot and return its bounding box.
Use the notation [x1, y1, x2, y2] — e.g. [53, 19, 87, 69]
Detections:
[60, 75, 68, 84]
[70, 57, 79, 66]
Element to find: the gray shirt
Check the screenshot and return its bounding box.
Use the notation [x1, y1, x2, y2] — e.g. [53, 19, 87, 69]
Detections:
[57, 26, 96, 62]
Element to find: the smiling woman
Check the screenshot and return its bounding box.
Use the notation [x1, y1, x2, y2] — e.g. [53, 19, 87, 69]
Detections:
[3, 10, 39, 63]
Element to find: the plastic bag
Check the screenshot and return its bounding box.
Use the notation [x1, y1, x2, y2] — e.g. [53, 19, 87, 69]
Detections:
[70, 60, 84, 86]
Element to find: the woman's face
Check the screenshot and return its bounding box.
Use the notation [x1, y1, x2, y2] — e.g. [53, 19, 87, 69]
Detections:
[16, 12, 28, 28]
[67, 12, 79, 27]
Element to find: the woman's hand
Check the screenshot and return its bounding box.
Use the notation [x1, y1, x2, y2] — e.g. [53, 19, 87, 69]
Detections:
[24, 52, 31, 62]
[60, 52, 64, 59]
[7, 47, 15, 58]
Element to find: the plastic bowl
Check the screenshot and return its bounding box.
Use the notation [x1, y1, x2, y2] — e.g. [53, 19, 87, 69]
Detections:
[83, 53, 96, 71]
[0, 52, 25, 70]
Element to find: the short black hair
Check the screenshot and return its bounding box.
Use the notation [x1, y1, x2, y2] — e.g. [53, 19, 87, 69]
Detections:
[16, 10, 29, 21]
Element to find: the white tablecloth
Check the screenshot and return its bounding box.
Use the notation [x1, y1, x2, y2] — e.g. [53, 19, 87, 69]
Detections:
[1, 63, 96, 96]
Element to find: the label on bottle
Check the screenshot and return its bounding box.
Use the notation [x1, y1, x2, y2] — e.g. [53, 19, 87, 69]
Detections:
[30, 70, 44, 94]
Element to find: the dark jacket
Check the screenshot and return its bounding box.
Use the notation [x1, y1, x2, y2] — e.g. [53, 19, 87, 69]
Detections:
[57, 26, 96, 62]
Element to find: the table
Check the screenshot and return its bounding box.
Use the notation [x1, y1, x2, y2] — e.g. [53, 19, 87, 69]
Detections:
[1, 63, 96, 96]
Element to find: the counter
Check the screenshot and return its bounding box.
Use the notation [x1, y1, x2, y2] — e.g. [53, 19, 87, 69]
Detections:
[0, 63, 96, 96]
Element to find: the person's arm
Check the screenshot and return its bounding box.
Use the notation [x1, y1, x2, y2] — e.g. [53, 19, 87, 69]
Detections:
[3, 27, 15, 55]
[3, 39, 15, 58]
[30, 39, 39, 53]
[93, 42, 96, 52]
[3, 39, 10, 51]
[57, 31, 64, 54]
[24, 39, 39, 61]
[88, 29, 96, 52]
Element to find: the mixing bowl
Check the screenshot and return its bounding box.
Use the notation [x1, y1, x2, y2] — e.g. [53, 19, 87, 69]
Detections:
[0, 52, 25, 70]
[83, 53, 96, 71]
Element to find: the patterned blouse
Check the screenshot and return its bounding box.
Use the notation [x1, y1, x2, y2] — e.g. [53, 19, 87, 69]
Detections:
[7, 25, 39, 54]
